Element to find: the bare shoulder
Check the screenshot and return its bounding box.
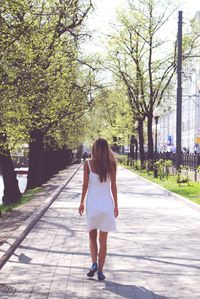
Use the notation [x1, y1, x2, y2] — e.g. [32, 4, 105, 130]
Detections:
[87, 158, 94, 166]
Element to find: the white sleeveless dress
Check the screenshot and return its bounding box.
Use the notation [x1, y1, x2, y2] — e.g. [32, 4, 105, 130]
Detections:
[86, 160, 116, 232]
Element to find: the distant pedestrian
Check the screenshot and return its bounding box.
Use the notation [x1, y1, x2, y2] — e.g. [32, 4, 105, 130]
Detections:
[82, 151, 89, 161]
[79, 138, 118, 281]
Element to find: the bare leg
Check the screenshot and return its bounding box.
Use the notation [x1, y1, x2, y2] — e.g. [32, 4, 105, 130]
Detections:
[98, 231, 108, 272]
[89, 229, 98, 263]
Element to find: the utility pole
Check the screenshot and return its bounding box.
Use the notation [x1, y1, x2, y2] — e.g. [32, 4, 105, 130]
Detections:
[176, 11, 183, 169]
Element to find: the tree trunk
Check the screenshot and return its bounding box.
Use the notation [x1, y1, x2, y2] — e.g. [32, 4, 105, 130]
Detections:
[130, 135, 135, 159]
[137, 118, 145, 166]
[147, 114, 154, 160]
[26, 129, 44, 190]
[135, 138, 138, 160]
[0, 134, 21, 205]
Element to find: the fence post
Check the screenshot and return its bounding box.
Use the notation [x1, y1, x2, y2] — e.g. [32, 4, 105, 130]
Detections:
[194, 168, 197, 181]
[198, 154, 200, 167]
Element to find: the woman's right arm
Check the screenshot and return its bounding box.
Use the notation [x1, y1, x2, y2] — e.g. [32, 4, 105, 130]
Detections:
[111, 170, 119, 218]
[79, 161, 89, 216]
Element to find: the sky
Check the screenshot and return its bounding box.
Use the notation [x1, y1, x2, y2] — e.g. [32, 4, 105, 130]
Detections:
[91, 0, 200, 29]
[84, 0, 200, 54]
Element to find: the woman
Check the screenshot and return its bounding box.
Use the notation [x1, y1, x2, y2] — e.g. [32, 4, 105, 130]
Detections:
[79, 138, 118, 281]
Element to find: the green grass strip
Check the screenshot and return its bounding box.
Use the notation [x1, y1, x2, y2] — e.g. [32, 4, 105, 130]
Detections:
[120, 163, 200, 205]
[0, 187, 42, 214]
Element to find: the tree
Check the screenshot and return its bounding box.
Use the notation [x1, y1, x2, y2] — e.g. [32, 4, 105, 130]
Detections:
[105, 0, 200, 163]
[0, 0, 93, 200]
[0, 0, 31, 204]
[105, 0, 179, 162]
[83, 87, 133, 152]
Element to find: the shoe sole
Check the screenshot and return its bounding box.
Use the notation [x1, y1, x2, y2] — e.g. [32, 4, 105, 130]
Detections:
[87, 269, 97, 277]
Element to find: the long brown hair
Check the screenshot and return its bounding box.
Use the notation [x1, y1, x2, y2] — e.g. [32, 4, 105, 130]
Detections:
[91, 138, 116, 182]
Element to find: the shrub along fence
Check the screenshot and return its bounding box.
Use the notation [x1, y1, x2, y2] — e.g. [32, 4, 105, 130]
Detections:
[117, 152, 200, 183]
[128, 152, 200, 170]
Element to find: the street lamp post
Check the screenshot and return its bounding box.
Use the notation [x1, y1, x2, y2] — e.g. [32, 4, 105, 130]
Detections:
[154, 116, 159, 155]
[153, 108, 160, 178]
[176, 11, 183, 169]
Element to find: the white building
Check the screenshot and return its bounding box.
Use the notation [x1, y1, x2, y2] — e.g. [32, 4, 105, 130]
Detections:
[157, 12, 200, 154]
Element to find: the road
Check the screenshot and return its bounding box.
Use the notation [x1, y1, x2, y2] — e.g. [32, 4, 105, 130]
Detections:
[0, 166, 200, 298]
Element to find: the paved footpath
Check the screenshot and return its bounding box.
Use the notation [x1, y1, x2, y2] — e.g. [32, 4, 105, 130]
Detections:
[0, 166, 200, 299]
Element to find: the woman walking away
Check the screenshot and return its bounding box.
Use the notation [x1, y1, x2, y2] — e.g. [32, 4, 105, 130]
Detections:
[79, 138, 118, 281]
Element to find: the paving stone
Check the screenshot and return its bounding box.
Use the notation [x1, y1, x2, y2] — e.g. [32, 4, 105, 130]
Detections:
[0, 166, 200, 298]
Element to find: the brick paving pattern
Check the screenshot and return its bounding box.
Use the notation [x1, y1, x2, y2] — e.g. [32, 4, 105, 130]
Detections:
[0, 164, 79, 246]
[0, 166, 200, 299]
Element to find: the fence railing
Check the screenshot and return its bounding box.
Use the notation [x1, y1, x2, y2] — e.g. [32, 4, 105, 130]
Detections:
[125, 152, 200, 170]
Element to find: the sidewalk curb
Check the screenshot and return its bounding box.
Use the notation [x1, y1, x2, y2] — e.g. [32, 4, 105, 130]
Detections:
[132, 170, 200, 213]
[0, 163, 83, 271]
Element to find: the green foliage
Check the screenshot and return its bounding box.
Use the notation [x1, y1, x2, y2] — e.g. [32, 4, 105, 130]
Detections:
[133, 160, 141, 171]
[0, 187, 42, 215]
[116, 154, 127, 165]
[176, 165, 190, 186]
[107, 0, 179, 114]
[164, 159, 173, 178]
[119, 154, 200, 205]
[154, 159, 173, 180]
[135, 169, 200, 205]
[145, 159, 153, 175]
[83, 87, 133, 145]
[104, 0, 200, 161]
[0, 0, 93, 152]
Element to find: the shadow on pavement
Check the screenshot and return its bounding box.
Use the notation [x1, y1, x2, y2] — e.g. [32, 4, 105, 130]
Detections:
[104, 281, 169, 299]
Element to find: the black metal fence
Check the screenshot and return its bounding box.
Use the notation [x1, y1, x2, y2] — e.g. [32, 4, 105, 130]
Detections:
[129, 152, 200, 170]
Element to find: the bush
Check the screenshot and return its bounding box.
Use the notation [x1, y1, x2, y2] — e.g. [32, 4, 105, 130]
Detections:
[144, 159, 153, 175]
[154, 159, 173, 180]
[133, 160, 141, 171]
[117, 154, 128, 165]
[164, 159, 173, 179]
[176, 165, 189, 186]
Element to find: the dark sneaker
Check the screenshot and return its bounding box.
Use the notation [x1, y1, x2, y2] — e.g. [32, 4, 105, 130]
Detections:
[97, 271, 105, 281]
[87, 263, 98, 277]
